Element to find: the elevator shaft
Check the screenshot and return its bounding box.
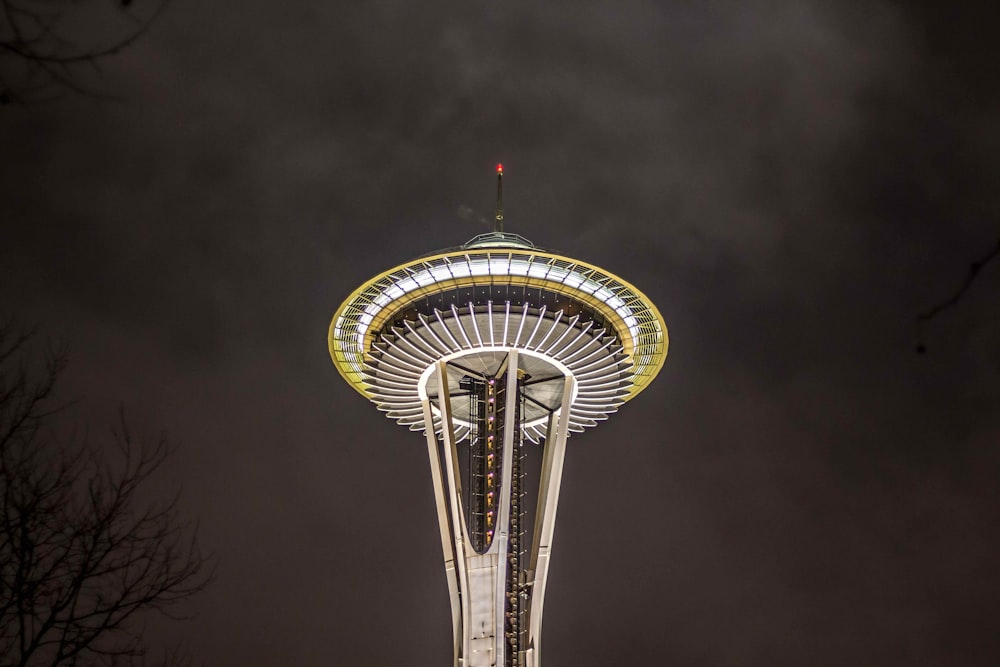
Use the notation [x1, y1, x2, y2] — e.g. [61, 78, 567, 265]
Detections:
[463, 370, 526, 666]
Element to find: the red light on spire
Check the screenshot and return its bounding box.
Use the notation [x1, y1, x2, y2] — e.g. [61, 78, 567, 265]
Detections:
[495, 164, 504, 232]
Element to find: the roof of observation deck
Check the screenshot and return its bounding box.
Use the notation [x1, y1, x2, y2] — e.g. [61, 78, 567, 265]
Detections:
[330, 230, 668, 405]
[422, 231, 542, 257]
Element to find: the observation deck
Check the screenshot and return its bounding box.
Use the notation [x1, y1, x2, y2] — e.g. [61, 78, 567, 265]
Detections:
[330, 232, 668, 440]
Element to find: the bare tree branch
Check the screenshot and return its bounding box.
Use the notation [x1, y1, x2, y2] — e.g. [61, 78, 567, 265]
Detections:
[918, 237, 1000, 323]
[915, 237, 1000, 353]
[0, 0, 169, 104]
[0, 323, 213, 666]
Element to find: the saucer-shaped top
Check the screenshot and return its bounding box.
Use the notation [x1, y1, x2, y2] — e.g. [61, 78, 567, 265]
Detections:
[330, 235, 668, 410]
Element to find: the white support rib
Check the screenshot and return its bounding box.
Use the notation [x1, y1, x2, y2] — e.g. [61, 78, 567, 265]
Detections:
[549, 317, 589, 357]
[435, 361, 472, 665]
[532, 310, 563, 351]
[421, 397, 462, 666]
[450, 304, 475, 349]
[396, 325, 440, 363]
[512, 303, 529, 347]
[488, 301, 495, 346]
[525, 375, 575, 665]
[521, 306, 547, 348]
[380, 338, 429, 370]
[409, 318, 450, 356]
[502, 301, 511, 345]
[468, 302, 485, 347]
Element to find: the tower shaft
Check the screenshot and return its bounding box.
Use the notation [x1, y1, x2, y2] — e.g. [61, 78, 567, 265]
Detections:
[422, 351, 575, 666]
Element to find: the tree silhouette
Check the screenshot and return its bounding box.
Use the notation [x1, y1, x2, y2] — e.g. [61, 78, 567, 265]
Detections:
[0, 0, 168, 103]
[916, 237, 1000, 353]
[0, 324, 211, 666]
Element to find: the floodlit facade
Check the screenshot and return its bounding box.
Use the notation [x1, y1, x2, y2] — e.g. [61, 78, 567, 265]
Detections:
[328, 167, 668, 666]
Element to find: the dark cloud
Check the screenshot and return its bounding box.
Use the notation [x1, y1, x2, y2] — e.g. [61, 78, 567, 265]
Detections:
[2, 0, 999, 664]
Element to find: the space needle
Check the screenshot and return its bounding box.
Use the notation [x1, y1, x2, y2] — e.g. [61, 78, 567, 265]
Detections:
[329, 166, 668, 666]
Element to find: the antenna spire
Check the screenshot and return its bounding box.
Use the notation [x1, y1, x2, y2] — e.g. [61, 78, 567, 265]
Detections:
[494, 163, 504, 233]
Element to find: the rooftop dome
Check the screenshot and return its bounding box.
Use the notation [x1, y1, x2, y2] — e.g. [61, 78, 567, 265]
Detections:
[462, 231, 539, 251]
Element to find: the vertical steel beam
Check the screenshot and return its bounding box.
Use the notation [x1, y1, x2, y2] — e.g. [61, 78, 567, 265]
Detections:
[421, 395, 462, 667]
[525, 375, 575, 665]
[435, 360, 473, 666]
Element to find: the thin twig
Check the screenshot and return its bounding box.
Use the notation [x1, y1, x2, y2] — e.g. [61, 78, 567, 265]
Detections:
[916, 237, 1000, 353]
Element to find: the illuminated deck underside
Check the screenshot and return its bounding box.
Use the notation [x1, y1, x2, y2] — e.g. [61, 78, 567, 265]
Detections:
[330, 247, 669, 429]
[370, 302, 630, 443]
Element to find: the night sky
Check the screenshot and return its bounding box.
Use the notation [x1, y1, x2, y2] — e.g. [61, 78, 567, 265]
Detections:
[2, 1, 999, 665]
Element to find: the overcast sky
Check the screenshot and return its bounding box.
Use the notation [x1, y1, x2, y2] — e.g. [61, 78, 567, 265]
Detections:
[2, 1, 999, 665]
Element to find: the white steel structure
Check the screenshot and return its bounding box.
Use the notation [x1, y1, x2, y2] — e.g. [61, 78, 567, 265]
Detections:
[329, 169, 667, 666]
